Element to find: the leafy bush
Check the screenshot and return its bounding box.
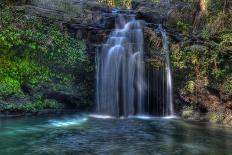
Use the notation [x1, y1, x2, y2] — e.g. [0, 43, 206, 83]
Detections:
[207, 0, 223, 15]
[1, 99, 62, 112]
[176, 21, 192, 34]
[225, 76, 232, 94]
[22, 99, 62, 112]
[98, 0, 132, 8]
[170, 0, 194, 4]
[0, 77, 21, 97]
[200, 29, 210, 40]
[208, 112, 225, 123]
[184, 81, 195, 93]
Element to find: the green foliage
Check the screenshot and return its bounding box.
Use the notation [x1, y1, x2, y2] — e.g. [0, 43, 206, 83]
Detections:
[172, 45, 209, 73]
[171, 45, 186, 69]
[207, 0, 223, 15]
[172, 36, 232, 96]
[204, 12, 232, 37]
[221, 33, 232, 42]
[148, 0, 160, 3]
[0, 7, 91, 69]
[170, 0, 193, 4]
[176, 21, 192, 34]
[1, 99, 62, 112]
[0, 77, 21, 97]
[184, 81, 195, 93]
[225, 76, 232, 94]
[200, 29, 210, 40]
[208, 112, 225, 123]
[23, 99, 62, 112]
[0, 55, 50, 89]
[114, 0, 131, 8]
[0, 7, 92, 112]
[98, 0, 132, 8]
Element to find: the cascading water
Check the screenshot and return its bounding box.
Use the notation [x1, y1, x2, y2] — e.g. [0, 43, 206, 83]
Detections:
[96, 12, 146, 117]
[158, 25, 174, 116]
[96, 10, 174, 117]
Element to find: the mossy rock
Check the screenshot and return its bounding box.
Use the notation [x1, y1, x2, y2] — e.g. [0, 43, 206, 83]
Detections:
[207, 112, 225, 124]
[223, 114, 232, 126]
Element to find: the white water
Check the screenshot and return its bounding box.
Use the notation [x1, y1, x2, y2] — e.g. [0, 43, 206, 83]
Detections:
[96, 10, 175, 117]
[96, 13, 145, 117]
[159, 25, 174, 116]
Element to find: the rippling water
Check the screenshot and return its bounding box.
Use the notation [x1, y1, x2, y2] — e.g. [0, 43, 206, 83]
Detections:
[0, 114, 231, 155]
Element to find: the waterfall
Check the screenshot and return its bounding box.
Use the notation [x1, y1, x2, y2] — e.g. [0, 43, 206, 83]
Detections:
[96, 10, 174, 117]
[96, 12, 146, 117]
[159, 25, 174, 116]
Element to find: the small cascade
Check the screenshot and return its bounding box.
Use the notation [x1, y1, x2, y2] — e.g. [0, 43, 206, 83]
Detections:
[96, 11, 146, 117]
[158, 25, 174, 116]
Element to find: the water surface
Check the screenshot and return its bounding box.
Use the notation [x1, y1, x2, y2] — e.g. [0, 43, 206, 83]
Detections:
[0, 114, 231, 155]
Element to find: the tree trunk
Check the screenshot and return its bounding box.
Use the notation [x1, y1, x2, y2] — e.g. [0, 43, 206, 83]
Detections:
[199, 0, 208, 15]
[193, 0, 208, 33]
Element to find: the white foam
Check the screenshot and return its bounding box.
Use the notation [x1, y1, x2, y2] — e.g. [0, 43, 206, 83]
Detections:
[163, 115, 178, 119]
[49, 116, 88, 127]
[89, 114, 115, 119]
[128, 115, 156, 120]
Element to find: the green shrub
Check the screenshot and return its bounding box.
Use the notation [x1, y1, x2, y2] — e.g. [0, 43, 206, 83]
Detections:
[176, 21, 192, 34]
[225, 76, 232, 94]
[208, 112, 225, 123]
[1, 99, 62, 112]
[207, 0, 223, 15]
[0, 77, 21, 97]
[0, 55, 50, 88]
[184, 81, 195, 93]
[200, 29, 210, 40]
[97, 0, 132, 8]
[23, 99, 62, 112]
